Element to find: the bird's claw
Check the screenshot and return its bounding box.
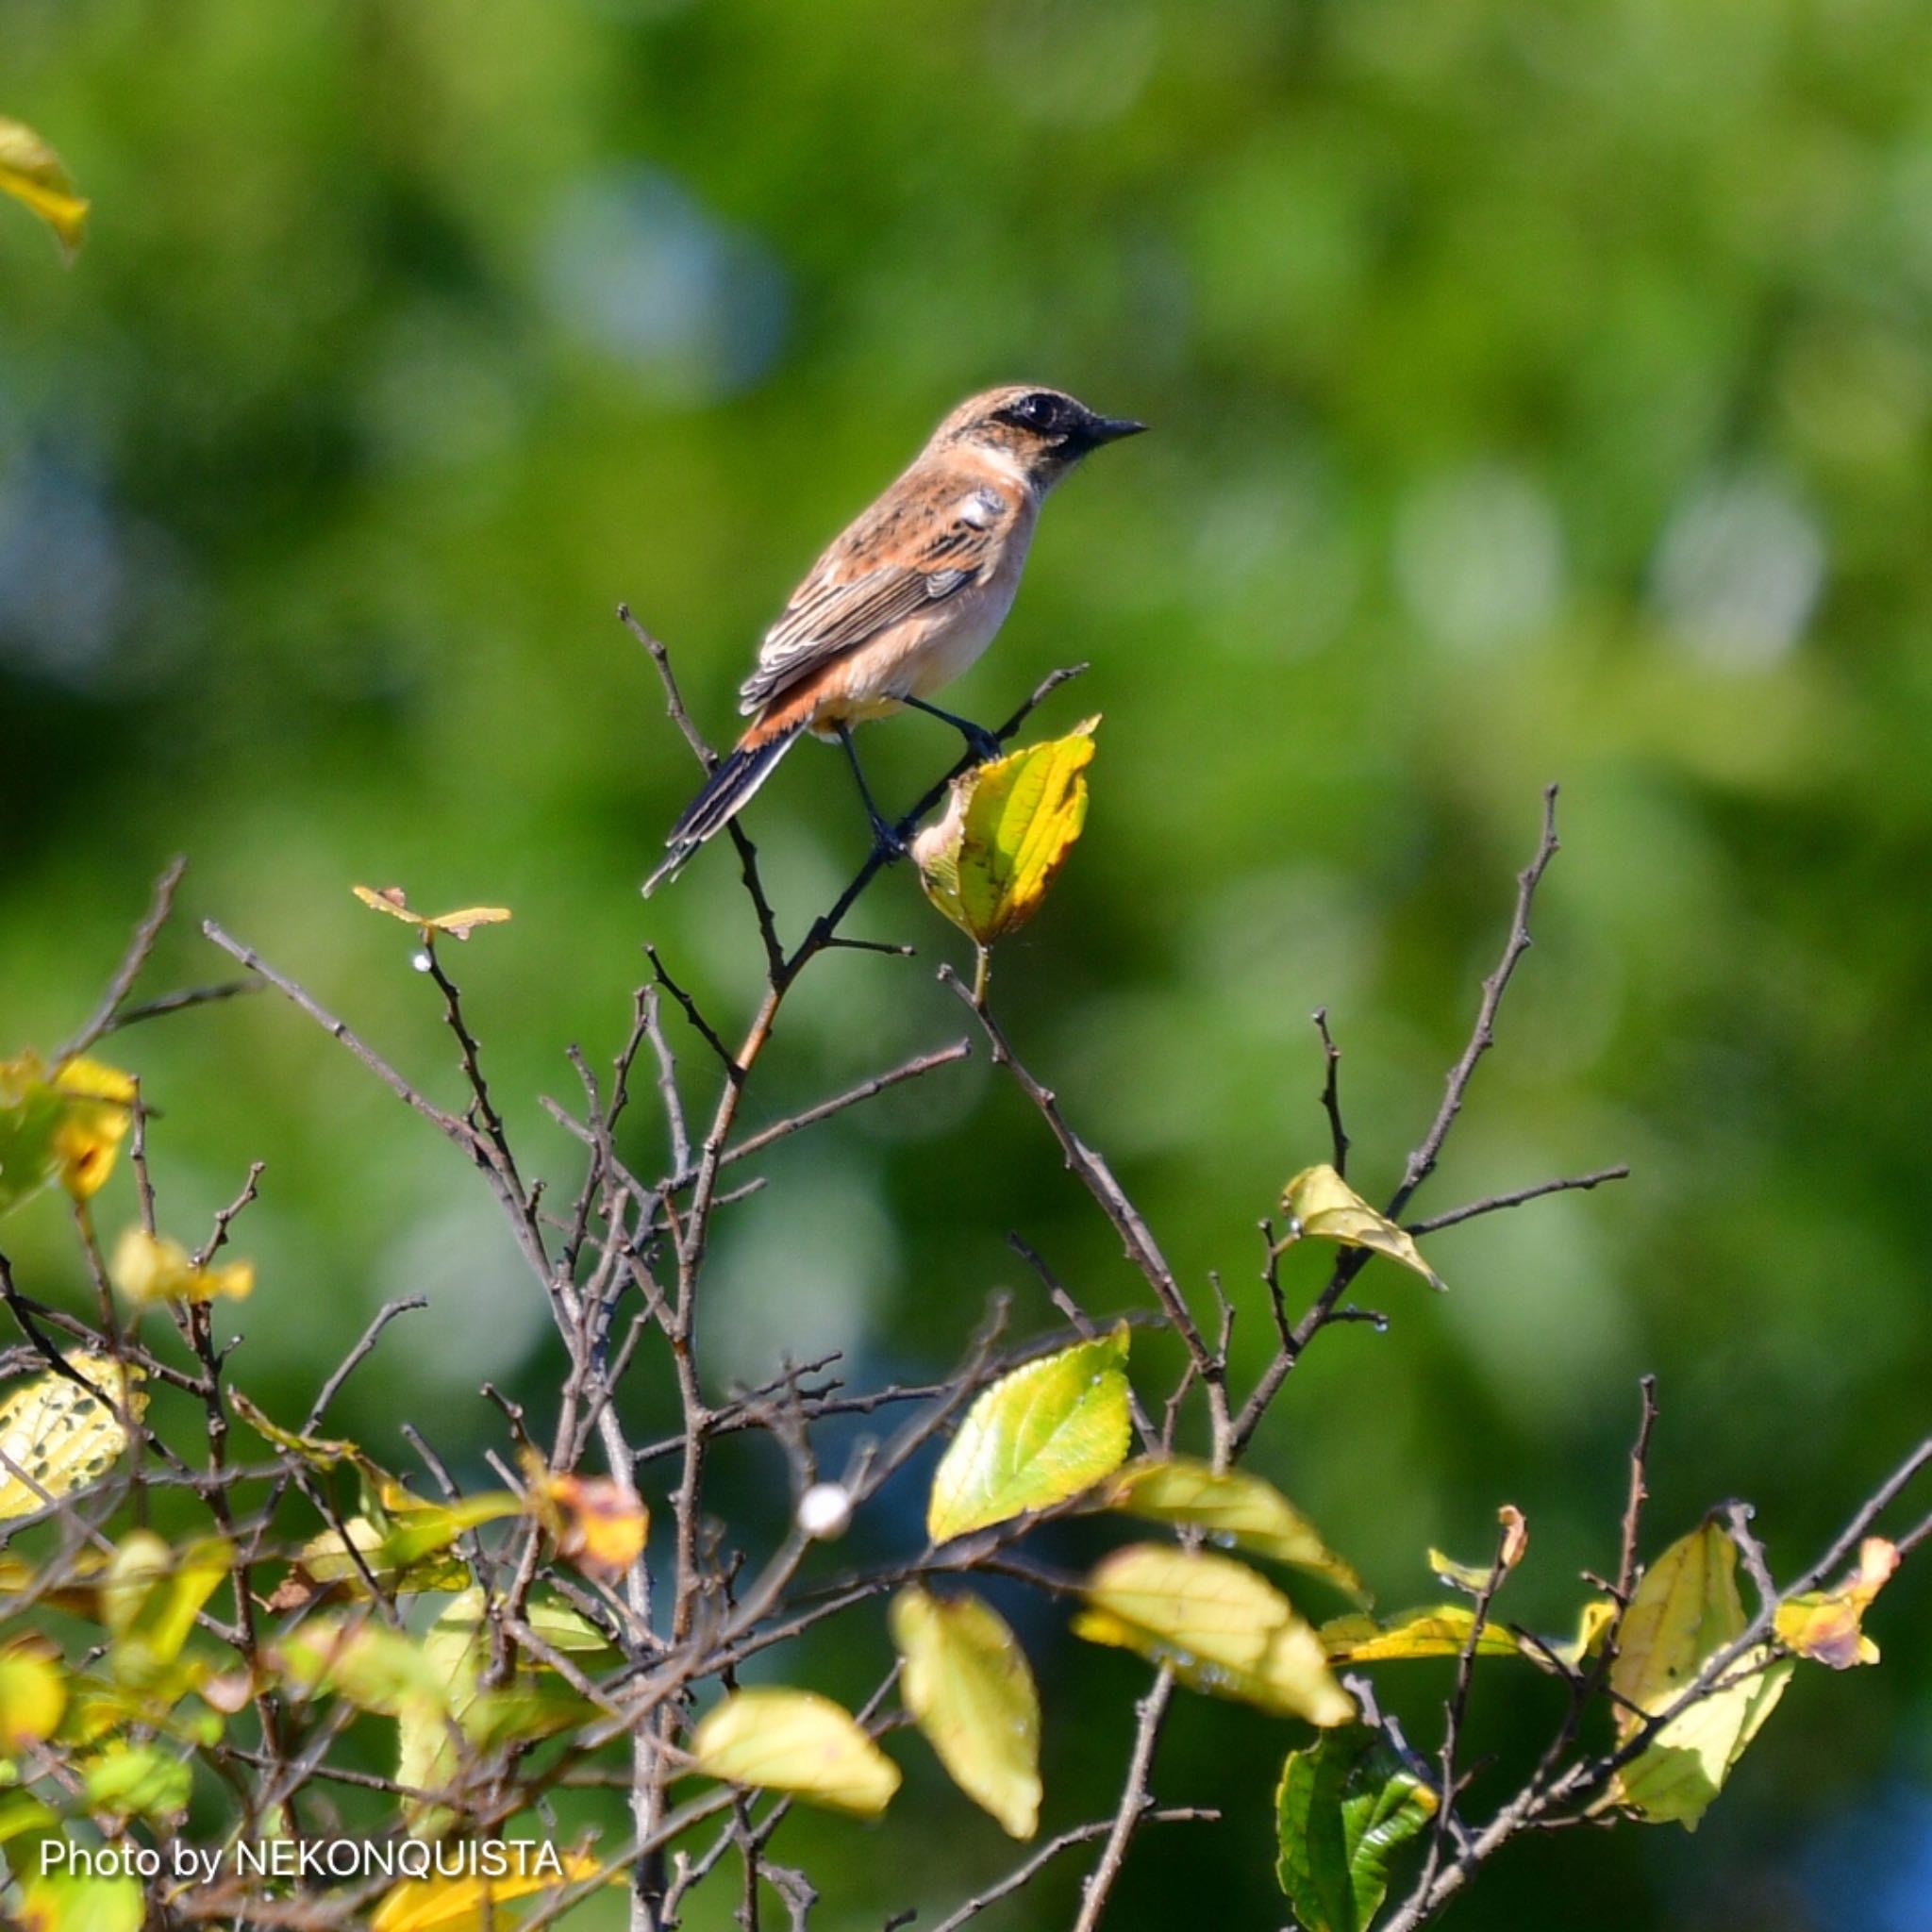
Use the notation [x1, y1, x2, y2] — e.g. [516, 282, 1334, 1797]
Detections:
[870, 817, 909, 863]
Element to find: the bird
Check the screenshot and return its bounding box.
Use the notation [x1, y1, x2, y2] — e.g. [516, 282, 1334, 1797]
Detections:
[642, 384, 1145, 895]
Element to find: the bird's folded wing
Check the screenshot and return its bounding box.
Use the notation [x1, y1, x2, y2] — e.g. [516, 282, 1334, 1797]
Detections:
[738, 503, 996, 714]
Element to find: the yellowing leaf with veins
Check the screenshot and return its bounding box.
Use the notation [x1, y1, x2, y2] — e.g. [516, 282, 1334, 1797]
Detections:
[1278, 1165, 1443, 1291]
[49, 1058, 137, 1200]
[1074, 1543, 1355, 1725]
[891, 1586, 1041, 1838]
[372, 1854, 613, 1931]
[354, 885, 511, 941]
[1319, 1606, 1524, 1664]
[1609, 1520, 1785, 1828]
[1774, 1537, 1898, 1669]
[691, 1688, 901, 1817]
[1106, 1457, 1368, 1606]
[927, 1325, 1131, 1543]
[0, 117, 88, 259]
[913, 720, 1097, 945]
[111, 1227, 254, 1306]
[0, 1355, 145, 1521]
[0, 1644, 66, 1752]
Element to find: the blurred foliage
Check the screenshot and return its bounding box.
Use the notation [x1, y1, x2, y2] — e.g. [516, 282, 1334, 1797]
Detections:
[5, 0, 1932, 1925]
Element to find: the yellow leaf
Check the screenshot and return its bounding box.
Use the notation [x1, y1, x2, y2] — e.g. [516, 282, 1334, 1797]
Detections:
[0, 1355, 145, 1521]
[1609, 1519, 1785, 1828]
[111, 1227, 254, 1306]
[371, 1850, 610, 1930]
[1277, 1165, 1443, 1291]
[529, 1468, 648, 1585]
[19, 1874, 144, 1932]
[1074, 1543, 1355, 1725]
[0, 116, 89, 259]
[0, 1643, 67, 1752]
[926, 1325, 1132, 1543]
[913, 719, 1098, 945]
[102, 1532, 233, 1684]
[1105, 1457, 1368, 1606]
[1612, 1651, 1791, 1830]
[354, 885, 511, 941]
[690, 1687, 901, 1817]
[1319, 1606, 1524, 1664]
[891, 1586, 1041, 1839]
[1774, 1537, 1898, 1670]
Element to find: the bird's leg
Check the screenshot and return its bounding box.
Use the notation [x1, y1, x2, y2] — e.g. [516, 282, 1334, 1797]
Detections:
[902, 695, 1006, 764]
[836, 724, 907, 860]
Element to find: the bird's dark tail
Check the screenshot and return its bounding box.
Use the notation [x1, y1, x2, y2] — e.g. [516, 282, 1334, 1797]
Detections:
[642, 720, 807, 896]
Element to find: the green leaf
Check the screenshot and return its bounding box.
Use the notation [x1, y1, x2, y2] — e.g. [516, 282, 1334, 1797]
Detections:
[926, 1326, 1132, 1543]
[913, 720, 1098, 945]
[0, 116, 90, 259]
[1275, 1726, 1438, 1931]
[1277, 1165, 1444, 1291]
[891, 1586, 1041, 1839]
[103, 1532, 233, 1685]
[1074, 1543, 1355, 1724]
[1105, 1457, 1368, 1605]
[690, 1688, 901, 1817]
[0, 1356, 146, 1521]
[81, 1740, 193, 1820]
[19, 1874, 145, 1932]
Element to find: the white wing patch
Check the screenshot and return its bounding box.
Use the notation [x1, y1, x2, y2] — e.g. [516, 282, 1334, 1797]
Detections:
[958, 485, 1008, 530]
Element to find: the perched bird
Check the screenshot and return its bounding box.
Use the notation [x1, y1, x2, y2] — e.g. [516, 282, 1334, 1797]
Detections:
[643, 385, 1144, 894]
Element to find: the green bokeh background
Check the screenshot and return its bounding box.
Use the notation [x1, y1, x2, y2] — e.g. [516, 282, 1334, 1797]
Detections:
[5, 1, 1931, 1925]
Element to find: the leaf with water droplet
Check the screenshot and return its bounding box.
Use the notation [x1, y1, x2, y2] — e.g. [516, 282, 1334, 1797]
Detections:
[1105, 1457, 1368, 1606]
[1277, 1165, 1443, 1291]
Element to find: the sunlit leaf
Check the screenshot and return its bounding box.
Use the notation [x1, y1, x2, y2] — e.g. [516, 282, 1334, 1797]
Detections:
[927, 1325, 1132, 1543]
[228, 1389, 362, 1470]
[1319, 1606, 1524, 1665]
[891, 1585, 1041, 1839]
[1277, 1165, 1443, 1290]
[1074, 1543, 1355, 1724]
[82, 1740, 193, 1820]
[1105, 1457, 1368, 1605]
[111, 1226, 254, 1306]
[354, 885, 511, 941]
[0, 1643, 66, 1752]
[268, 1492, 517, 1608]
[1427, 1506, 1528, 1594]
[0, 1790, 60, 1874]
[913, 719, 1098, 945]
[0, 1056, 136, 1209]
[1774, 1537, 1898, 1669]
[1550, 1598, 1617, 1671]
[690, 1688, 901, 1817]
[371, 1852, 611, 1931]
[19, 1874, 144, 1932]
[275, 1617, 458, 1717]
[102, 1532, 233, 1685]
[0, 1355, 145, 1521]
[0, 116, 88, 259]
[527, 1461, 647, 1584]
[1608, 1519, 1787, 1828]
[1275, 1726, 1438, 1932]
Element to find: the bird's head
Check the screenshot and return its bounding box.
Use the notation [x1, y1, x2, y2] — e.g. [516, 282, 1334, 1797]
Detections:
[934, 385, 1146, 490]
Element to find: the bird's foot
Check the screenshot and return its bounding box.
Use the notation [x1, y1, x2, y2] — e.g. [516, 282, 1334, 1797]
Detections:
[963, 724, 1006, 764]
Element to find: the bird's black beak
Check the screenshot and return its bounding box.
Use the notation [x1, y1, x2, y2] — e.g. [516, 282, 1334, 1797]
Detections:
[1087, 414, 1148, 444]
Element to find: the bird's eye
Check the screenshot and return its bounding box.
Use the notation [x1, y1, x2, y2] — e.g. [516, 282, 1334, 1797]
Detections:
[1009, 391, 1061, 431]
